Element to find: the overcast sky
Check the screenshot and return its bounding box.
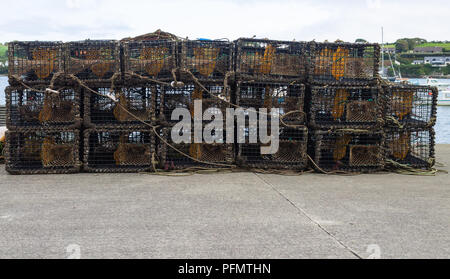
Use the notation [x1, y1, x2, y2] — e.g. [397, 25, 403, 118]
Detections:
[1, 0, 449, 43]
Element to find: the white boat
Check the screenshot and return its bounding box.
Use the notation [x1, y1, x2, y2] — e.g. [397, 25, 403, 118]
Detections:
[409, 78, 450, 106]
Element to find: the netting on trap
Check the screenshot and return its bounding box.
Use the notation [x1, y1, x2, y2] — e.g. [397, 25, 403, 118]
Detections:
[84, 82, 158, 128]
[158, 81, 231, 125]
[237, 125, 308, 170]
[310, 130, 385, 172]
[5, 128, 80, 174]
[159, 126, 234, 170]
[65, 40, 120, 81]
[309, 85, 383, 129]
[309, 42, 380, 85]
[385, 127, 435, 170]
[180, 40, 232, 81]
[83, 128, 156, 173]
[6, 85, 81, 129]
[384, 84, 437, 128]
[235, 38, 309, 81]
[123, 40, 177, 80]
[8, 41, 64, 85]
[236, 81, 306, 125]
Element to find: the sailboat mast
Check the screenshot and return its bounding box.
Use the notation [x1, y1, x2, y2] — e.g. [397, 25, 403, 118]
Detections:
[381, 27, 385, 75]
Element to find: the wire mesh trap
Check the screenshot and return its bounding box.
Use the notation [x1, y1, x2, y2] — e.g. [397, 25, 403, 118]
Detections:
[235, 38, 309, 81]
[5, 129, 80, 174]
[180, 40, 232, 81]
[384, 84, 437, 128]
[66, 40, 120, 81]
[158, 81, 231, 125]
[237, 126, 308, 170]
[6, 85, 81, 129]
[123, 40, 177, 80]
[8, 41, 64, 85]
[309, 85, 383, 129]
[385, 128, 435, 170]
[83, 128, 156, 173]
[310, 130, 385, 172]
[159, 126, 234, 170]
[84, 82, 158, 128]
[236, 81, 306, 125]
[309, 42, 380, 85]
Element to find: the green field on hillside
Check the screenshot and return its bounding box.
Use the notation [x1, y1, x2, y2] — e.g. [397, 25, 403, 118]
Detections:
[414, 42, 450, 51]
[0, 45, 7, 58]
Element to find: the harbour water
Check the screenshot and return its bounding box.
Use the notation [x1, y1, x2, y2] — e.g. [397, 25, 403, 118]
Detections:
[0, 75, 449, 143]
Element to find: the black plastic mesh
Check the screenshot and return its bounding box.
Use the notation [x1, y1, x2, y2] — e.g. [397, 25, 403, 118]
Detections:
[8, 41, 64, 85]
[83, 128, 155, 173]
[309, 42, 380, 85]
[309, 85, 382, 129]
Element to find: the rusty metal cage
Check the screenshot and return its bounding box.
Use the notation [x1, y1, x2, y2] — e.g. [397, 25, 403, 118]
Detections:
[65, 40, 120, 81]
[310, 130, 385, 172]
[8, 41, 64, 85]
[6, 85, 81, 129]
[309, 85, 383, 129]
[385, 127, 435, 170]
[180, 40, 232, 81]
[384, 84, 438, 128]
[159, 126, 234, 170]
[5, 128, 80, 174]
[123, 40, 177, 80]
[236, 81, 306, 125]
[84, 82, 158, 128]
[235, 38, 309, 81]
[309, 42, 380, 85]
[83, 128, 156, 173]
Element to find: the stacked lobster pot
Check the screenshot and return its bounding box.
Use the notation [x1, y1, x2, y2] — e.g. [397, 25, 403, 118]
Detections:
[5, 41, 81, 174]
[157, 39, 234, 170]
[383, 84, 438, 170]
[234, 38, 309, 170]
[307, 42, 386, 172]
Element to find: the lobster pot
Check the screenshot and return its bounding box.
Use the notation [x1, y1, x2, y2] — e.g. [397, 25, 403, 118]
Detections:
[158, 81, 231, 125]
[236, 81, 306, 125]
[6, 85, 81, 129]
[385, 84, 438, 128]
[84, 82, 158, 128]
[159, 126, 234, 170]
[180, 40, 232, 81]
[83, 128, 156, 173]
[310, 130, 385, 173]
[65, 40, 120, 82]
[309, 42, 380, 85]
[123, 40, 177, 80]
[309, 85, 383, 129]
[8, 41, 64, 85]
[237, 126, 308, 170]
[385, 128, 435, 170]
[235, 38, 309, 81]
[5, 129, 80, 174]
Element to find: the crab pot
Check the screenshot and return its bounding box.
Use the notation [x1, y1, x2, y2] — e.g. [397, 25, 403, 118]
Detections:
[123, 40, 177, 80]
[5, 128, 80, 174]
[84, 82, 158, 128]
[180, 40, 232, 81]
[83, 128, 156, 173]
[236, 81, 306, 125]
[237, 125, 308, 170]
[309, 85, 383, 129]
[159, 126, 234, 170]
[235, 38, 309, 81]
[6, 85, 81, 129]
[8, 41, 64, 85]
[309, 42, 380, 85]
[158, 81, 231, 125]
[65, 40, 120, 82]
[310, 130, 385, 173]
[385, 127, 435, 170]
[385, 84, 437, 128]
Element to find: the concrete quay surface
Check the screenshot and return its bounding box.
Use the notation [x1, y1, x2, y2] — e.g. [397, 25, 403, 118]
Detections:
[0, 145, 449, 259]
